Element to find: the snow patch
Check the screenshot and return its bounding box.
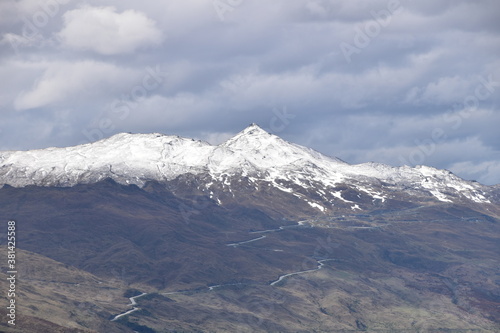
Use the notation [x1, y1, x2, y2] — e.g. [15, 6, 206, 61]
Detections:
[429, 190, 453, 203]
[332, 191, 354, 203]
[306, 201, 326, 212]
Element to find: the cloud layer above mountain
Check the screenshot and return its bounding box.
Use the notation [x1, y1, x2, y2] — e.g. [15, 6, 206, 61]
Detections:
[1, 0, 499, 184]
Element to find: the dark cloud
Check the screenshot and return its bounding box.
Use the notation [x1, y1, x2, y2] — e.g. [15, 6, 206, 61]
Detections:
[0, 0, 498, 184]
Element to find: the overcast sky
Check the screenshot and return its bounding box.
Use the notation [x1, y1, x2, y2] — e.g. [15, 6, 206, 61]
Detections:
[1, 0, 499, 185]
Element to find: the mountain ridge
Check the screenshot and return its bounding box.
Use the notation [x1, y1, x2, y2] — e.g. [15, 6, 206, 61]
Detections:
[0, 124, 495, 210]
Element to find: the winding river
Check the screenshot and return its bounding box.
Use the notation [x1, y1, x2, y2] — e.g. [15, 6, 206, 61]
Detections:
[110, 220, 326, 321]
[269, 259, 335, 286]
[110, 292, 148, 321]
[226, 235, 266, 247]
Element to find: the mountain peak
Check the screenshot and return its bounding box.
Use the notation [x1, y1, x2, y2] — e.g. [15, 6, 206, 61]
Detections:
[239, 123, 270, 136]
[220, 123, 274, 148]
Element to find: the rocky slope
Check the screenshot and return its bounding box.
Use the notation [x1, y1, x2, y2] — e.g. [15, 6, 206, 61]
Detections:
[0, 124, 496, 218]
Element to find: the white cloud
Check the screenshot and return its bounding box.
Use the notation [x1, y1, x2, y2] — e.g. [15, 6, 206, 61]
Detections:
[200, 131, 235, 145]
[14, 60, 138, 110]
[116, 93, 214, 131]
[449, 160, 500, 185]
[419, 75, 472, 105]
[58, 6, 162, 55]
[0, 0, 48, 26]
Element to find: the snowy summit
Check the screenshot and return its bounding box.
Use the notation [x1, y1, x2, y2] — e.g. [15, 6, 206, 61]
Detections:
[0, 124, 492, 206]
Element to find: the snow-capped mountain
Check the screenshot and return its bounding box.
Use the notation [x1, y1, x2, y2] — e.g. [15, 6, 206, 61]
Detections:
[0, 124, 495, 214]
